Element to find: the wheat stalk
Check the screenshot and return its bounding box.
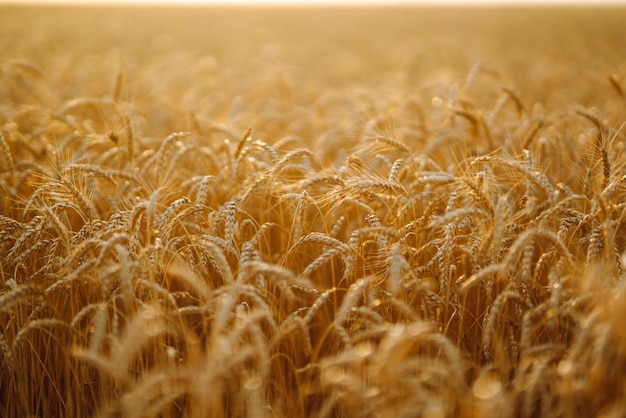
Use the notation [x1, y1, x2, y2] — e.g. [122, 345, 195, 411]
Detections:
[0, 284, 43, 313]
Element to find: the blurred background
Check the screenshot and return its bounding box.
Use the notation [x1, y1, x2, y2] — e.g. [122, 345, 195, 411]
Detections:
[7, 0, 626, 5]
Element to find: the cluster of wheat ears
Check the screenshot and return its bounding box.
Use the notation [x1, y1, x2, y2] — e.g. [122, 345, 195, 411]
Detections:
[1, 5, 626, 418]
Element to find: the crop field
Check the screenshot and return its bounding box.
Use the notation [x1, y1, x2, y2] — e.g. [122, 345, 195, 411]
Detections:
[1, 4, 626, 417]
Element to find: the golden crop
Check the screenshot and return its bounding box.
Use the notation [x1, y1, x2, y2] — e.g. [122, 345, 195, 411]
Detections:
[1, 5, 626, 417]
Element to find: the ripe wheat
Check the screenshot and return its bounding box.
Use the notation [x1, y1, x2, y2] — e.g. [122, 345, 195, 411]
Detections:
[2, 5, 626, 418]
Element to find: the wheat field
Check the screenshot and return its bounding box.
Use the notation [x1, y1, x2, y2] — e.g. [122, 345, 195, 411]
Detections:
[1, 4, 626, 417]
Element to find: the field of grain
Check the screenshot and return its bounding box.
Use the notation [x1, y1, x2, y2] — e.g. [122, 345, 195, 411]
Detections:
[1, 5, 626, 417]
